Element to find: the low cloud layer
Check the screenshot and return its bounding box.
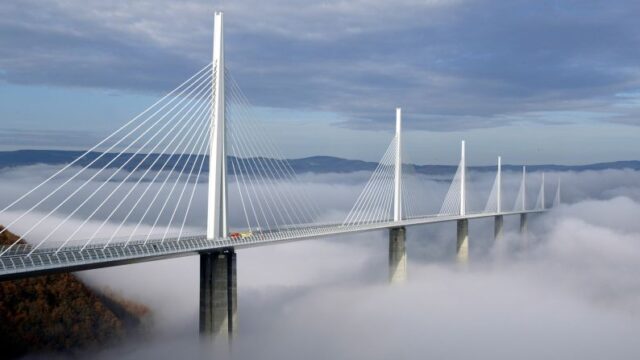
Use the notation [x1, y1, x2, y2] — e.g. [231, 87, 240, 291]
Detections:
[2, 163, 637, 359]
[76, 195, 640, 360]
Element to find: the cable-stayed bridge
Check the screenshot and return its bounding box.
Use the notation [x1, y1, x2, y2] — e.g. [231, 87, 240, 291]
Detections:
[0, 12, 557, 338]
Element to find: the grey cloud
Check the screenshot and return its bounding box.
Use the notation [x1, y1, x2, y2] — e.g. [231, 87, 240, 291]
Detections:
[5, 163, 640, 359]
[79, 194, 640, 360]
[0, 0, 207, 91]
[2, 0, 640, 132]
[225, 0, 640, 129]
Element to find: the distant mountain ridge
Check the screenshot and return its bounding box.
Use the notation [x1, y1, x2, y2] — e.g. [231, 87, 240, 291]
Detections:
[0, 149, 638, 174]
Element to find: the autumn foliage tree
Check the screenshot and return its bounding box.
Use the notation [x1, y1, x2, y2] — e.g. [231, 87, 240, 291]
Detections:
[0, 226, 150, 358]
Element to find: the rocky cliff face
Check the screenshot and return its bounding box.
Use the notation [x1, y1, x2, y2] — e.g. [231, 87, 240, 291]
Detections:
[0, 226, 151, 358]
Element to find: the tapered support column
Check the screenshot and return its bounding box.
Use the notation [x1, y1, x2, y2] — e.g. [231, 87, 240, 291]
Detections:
[393, 108, 402, 222]
[456, 219, 469, 264]
[494, 215, 504, 242]
[496, 156, 502, 213]
[553, 178, 561, 207]
[388, 227, 406, 284]
[520, 166, 527, 211]
[520, 213, 528, 235]
[207, 11, 228, 240]
[460, 141, 466, 216]
[541, 173, 545, 209]
[200, 249, 237, 340]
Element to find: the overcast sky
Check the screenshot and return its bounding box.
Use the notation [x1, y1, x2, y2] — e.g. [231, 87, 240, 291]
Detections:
[1, 0, 639, 164]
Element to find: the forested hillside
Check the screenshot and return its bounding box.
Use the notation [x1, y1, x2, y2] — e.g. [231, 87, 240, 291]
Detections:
[0, 226, 150, 358]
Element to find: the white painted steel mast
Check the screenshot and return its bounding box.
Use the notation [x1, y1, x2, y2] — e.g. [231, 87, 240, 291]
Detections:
[393, 108, 402, 222]
[541, 172, 545, 209]
[460, 141, 466, 216]
[207, 12, 227, 239]
[521, 166, 526, 211]
[554, 178, 561, 207]
[497, 156, 502, 213]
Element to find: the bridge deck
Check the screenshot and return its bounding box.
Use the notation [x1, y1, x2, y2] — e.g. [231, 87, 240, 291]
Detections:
[0, 210, 544, 280]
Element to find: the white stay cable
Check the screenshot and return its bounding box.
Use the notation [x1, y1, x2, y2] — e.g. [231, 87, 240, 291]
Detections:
[343, 138, 395, 226]
[79, 90, 213, 251]
[129, 100, 213, 246]
[358, 157, 393, 224]
[177, 137, 211, 241]
[153, 107, 215, 244]
[229, 144, 270, 235]
[100, 92, 213, 249]
[373, 151, 399, 223]
[22, 74, 212, 255]
[50, 80, 213, 253]
[227, 107, 303, 233]
[227, 130, 282, 233]
[229, 158, 253, 233]
[439, 161, 462, 215]
[225, 86, 310, 229]
[226, 72, 322, 221]
[229, 145, 263, 233]
[226, 94, 308, 235]
[13, 71, 212, 256]
[345, 138, 395, 226]
[484, 173, 499, 213]
[0, 63, 212, 226]
[82, 90, 213, 249]
[363, 153, 396, 224]
[355, 140, 396, 224]
[161, 116, 217, 243]
[0, 68, 212, 256]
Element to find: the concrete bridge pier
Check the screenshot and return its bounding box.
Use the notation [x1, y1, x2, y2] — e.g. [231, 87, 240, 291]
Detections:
[389, 227, 407, 283]
[200, 249, 237, 340]
[456, 219, 469, 264]
[520, 213, 528, 235]
[494, 215, 504, 242]
[520, 213, 528, 249]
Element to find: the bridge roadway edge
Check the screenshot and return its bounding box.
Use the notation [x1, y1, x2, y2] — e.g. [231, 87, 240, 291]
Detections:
[0, 209, 546, 281]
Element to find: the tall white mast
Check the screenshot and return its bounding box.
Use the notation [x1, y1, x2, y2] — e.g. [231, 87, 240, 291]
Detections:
[541, 172, 545, 209]
[207, 12, 227, 239]
[393, 108, 402, 222]
[521, 166, 526, 211]
[460, 140, 466, 216]
[497, 156, 502, 213]
[554, 178, 561, 207]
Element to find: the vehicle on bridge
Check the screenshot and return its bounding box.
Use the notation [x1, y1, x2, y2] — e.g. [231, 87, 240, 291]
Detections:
[229, 231, 252, 239]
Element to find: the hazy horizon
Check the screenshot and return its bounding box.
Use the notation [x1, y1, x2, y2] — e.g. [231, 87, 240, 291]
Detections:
[0, 148, 639, 168]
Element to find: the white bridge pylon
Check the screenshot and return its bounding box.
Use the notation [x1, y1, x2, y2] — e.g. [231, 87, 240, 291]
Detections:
[438, 141, 467, 217]
[344, 125, 558, 227]
[512, 167, 548, 212]
[483, 156, 502, 214]
[208, 11, 227, 240]
[393, 108, 403, 222]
